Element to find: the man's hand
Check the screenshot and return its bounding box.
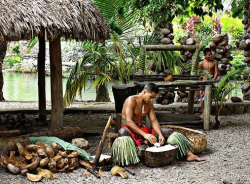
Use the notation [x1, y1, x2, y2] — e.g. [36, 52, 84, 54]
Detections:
[143, 134, 157, 144]
[158, 134, 165, 145]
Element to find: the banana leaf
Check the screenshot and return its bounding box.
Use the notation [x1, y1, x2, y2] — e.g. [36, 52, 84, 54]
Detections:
[29, 136, 89, 161]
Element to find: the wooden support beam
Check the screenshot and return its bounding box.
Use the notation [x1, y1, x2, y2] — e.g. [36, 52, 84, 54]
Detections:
[38, 35, 46, 122]
[49, 37, 63, 129]
[141, 45, 196, 51]
[204, 85, 212, 130]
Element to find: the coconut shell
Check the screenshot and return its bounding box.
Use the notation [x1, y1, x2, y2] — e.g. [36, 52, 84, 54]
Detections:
[239, 41, 248, 50]
[242, 17, 248, 25]
[244, 57, 250, 63]
[212, 34, 223, 43]
[214, 53, 223, 60]
[160, 28, 171, 35]
[45, 146, 55, 158]
[40, 157, 49, 167]
[178, 36, 188, 45]
[209, 42, 216, 50]
[161, 37, 172, 44]
[218, 40, 228, 46]
[16, 143, 24, 155]
[7, 163, 21, 175]
[167, 33, 174, 40]
[221, 58, 229, 64]
[225, 44, 232, 50]
[243, 50, 250, 57]
[27, 173, 43, 182]
[216, 46, 226, 54]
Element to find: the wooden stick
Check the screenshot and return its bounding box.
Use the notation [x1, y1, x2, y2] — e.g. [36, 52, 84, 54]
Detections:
[124, 167, 135, 175]
[87, 168, 100, 179]
[93, 116, 112, 170]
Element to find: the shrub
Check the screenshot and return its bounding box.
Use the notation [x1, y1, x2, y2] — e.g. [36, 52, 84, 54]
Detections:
[5, 55, 21, 68]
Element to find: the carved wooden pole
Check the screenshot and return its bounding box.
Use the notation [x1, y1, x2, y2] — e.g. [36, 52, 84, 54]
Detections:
[204, 85, 212, 130]
[38, 35, 46, 122]
[0, 41, 7, 101]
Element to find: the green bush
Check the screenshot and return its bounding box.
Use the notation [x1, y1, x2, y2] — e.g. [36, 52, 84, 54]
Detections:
[5, 55, 21, 68]
[11, 43, 21, 56]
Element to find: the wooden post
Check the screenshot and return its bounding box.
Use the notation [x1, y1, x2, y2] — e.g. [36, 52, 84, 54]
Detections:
[49, 37, 63, 129]
[187, 91, 195, 114]
[204, 85, 212, 130]
[38, 35, 46, 122]
[115, 113, 122, 133]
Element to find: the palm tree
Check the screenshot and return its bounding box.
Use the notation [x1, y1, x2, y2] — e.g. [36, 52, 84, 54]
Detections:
[64, 41, 118, 105]
[0, 41, 7, 101]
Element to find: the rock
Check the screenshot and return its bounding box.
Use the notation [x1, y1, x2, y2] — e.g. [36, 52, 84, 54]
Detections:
[243, 94, 250, 101]
[71, 138, 89, 150]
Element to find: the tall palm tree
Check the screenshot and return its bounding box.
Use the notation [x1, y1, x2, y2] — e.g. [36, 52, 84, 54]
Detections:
[0, 41, 7, 101]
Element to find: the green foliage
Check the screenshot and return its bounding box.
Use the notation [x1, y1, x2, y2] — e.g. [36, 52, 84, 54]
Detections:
[27, 37, 38, 54]
[29, 136, 89, 161]
[230, 50, 246, 68]
[64, 41, 117, 105]
[231, 0, 250, 18]
[126, 0, 223, 29]
[11, 43, 20, 56]
[5, 55, 21, 68]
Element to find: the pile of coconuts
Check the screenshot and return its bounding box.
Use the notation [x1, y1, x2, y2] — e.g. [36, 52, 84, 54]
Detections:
[0, 141, 90, 182]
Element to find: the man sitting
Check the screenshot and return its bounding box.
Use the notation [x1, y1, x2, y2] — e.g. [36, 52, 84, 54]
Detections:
[118, 83, 205, 161]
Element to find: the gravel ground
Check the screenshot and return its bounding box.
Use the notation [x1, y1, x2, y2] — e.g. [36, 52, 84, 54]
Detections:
[0, 102, 249, 184]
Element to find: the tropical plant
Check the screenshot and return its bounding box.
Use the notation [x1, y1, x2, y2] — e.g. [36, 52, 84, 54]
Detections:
[126, 0, 223, 30]
[231, 0, 250, 18]
[212, 67, 245, 126]
[63, 41, 117, 105]
[5, 43, 22, 68]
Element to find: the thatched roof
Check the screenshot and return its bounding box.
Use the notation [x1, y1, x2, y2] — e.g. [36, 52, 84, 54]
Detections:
[0, 0, 109, 42]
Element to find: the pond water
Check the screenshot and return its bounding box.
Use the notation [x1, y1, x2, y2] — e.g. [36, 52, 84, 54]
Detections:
[2, 72, 243, 102]
[2, 72, 116, 102]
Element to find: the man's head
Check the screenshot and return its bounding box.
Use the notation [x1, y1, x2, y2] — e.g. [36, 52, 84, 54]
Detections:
[142, 83, 159, 103]
[203, 47, 212, 61]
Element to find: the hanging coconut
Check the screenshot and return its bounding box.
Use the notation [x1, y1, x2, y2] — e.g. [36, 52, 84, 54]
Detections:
[111, 136, 140, 166]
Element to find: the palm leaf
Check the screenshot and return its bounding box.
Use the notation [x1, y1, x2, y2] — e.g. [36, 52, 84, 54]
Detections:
[29, 136, 89, 161]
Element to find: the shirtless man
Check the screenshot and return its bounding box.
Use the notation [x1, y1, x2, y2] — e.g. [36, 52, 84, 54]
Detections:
[198, 48, 218, 119]
[118, 83, 205, 161]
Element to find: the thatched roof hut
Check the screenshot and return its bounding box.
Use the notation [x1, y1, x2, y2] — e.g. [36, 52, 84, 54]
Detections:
[0, 0, 109, 42]
[0, 0, 109, 129]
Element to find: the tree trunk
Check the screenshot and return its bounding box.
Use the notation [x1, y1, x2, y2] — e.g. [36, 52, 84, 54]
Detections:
[0, 41, 7, 101]
[95, 83, 111, 102]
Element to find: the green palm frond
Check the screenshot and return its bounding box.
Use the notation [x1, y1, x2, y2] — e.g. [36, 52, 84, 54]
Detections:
[29, 137, 89, 161]
[27, 37, 38, 54]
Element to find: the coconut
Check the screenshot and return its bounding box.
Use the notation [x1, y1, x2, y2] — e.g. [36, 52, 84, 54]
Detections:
[7, 163, 21, 175]
[111, 166, 128, 179]
[37, 169, 53, 179]
[27, 173, 43, 182]
[161, 37, 172, 44]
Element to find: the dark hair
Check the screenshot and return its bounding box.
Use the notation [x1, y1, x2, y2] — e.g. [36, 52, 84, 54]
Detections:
[203, 47, 212, 55]
[143, 83, 159, 94]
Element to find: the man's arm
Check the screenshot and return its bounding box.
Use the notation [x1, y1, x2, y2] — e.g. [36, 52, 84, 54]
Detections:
[148, 103, 165, 145]
[213, 61, 218, 80]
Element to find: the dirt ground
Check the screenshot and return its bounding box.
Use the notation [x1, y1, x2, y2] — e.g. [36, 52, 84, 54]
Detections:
[0, 109, 250, 183]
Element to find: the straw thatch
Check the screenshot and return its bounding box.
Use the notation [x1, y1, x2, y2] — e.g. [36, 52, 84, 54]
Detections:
[0, 0, 109, 42]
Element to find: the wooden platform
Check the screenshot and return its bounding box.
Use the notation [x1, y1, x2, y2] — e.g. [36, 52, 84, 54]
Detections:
[155, 111, 203, 129]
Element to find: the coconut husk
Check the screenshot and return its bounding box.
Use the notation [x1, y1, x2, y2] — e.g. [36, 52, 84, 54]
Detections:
[218, 64, 226, 71]
[160, 28, 171, 35]
[161, 38, 172, 44]
[221, 58, 230, 64]
[209, 42, 217, 50]
[177, 91, 188, 98]
[242, 17, 248, 25]
[246, 39, 250, 46]
[225, 44, 232, 50]
[241, 83, 250, 92]
[214, 53, 223, 60]
[243, 50, 250, 57]
[218, 40, 228, 46]
[239, 41, 248, 50]
[244, 57, 250, 63]
[212, 34, 223, 43]
[216, 46, 226, 54]
[178, 36, 188, 45]
[224, 52, 234, 61]
[167, 33, 174, 40]
[186, 38, 195, 45]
